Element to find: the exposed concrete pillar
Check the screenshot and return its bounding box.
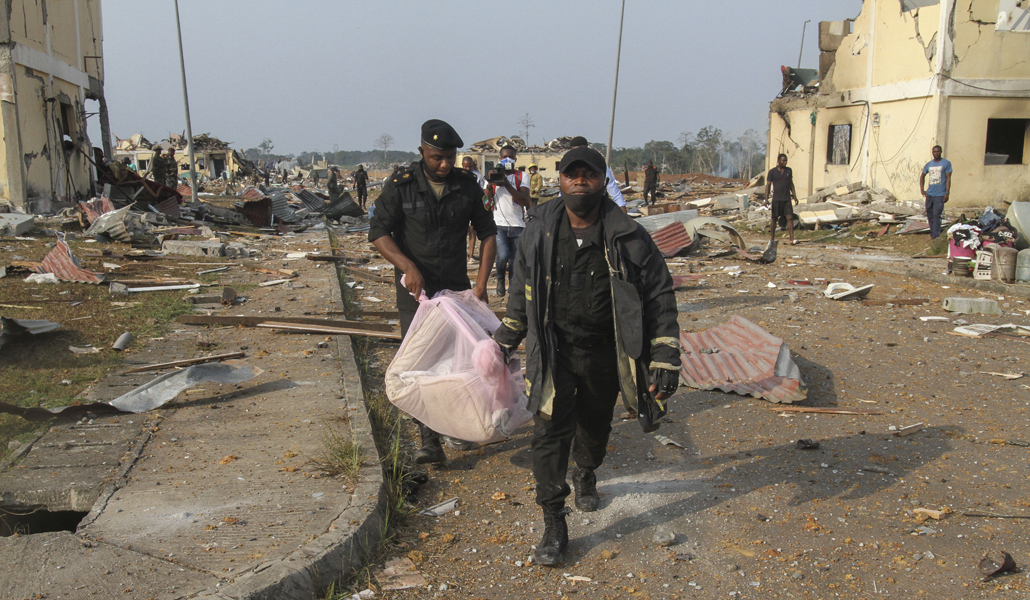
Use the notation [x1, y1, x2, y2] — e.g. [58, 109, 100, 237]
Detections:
[97, 92, 111, 158]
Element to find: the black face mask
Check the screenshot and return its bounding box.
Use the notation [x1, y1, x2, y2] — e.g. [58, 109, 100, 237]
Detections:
[562, 190, 605, 218]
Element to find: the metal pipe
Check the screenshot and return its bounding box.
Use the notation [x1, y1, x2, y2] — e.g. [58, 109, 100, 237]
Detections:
[605, 0, 626, 167]
[797, 20, 811, 68]
[173, 0, 199, 205]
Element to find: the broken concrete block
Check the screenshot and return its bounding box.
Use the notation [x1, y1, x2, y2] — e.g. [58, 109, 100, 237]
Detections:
[224, 243, 250, 259]
[162, 240, 226, 257]
[942, 297, 1002, 316]
[0, 213, 35, 236]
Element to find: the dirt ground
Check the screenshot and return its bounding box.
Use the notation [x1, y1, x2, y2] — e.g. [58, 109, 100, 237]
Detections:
[332, 225, 1030, 600]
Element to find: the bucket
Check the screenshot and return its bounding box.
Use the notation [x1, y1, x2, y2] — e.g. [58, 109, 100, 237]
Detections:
[992, 247, 1018, 283]
[1016, 248, 1030, 282]
[950, 258, 972, 277]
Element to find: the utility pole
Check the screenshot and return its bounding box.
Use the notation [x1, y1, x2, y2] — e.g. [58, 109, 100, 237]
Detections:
[174, 0, 198, 204]
[605, 0, 626, 167]
[797, 20, 811, 68]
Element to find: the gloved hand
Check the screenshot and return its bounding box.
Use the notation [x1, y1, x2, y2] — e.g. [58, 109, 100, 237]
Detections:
[496, 341, 517, 365]
[649, 368, 679, 399]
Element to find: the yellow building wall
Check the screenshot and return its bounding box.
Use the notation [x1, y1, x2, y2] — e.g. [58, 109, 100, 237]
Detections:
[944, 96, 1030, 206]
[951, 1, 1030, 81]
[80, 0, 103, 80]
[48, 0, 79, 69]
[865, 97, 940, 201]
[9, 0, 46, 50]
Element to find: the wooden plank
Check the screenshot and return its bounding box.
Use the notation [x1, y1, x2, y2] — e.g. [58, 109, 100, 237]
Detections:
[770, 405, 883, 415]
[185, 295, 223, 304]
[337, 263, 394, 284]
[245, 266, 298, 277]
[176, 314, 397, 332]
[222, 230, 264, 238]
[860, 298, 928, 306]
[122, 351, 247, 374]
[258, 322, 402, 340]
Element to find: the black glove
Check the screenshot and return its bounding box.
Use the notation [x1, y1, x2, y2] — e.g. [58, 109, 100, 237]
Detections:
[497, 342, 517, 365]
[650, 368, 679, 396]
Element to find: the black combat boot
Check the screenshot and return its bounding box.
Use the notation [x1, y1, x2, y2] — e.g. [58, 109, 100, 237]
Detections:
[571, 466, 599, 512]
[534, 507, 571, 567]
[413, 423, 445, 464]
[495, 271, 506, 297]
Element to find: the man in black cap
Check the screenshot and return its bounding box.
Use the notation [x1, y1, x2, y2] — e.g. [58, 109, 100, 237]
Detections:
[493, 146, 681, 566]
[369, 119, 498, 464]
[568, 136, 625, 208]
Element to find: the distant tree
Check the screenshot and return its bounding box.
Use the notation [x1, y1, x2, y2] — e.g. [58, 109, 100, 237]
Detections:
[374, 134, 394, 162]
[258, 138, 274, 161]
[735, 129, 765, 180]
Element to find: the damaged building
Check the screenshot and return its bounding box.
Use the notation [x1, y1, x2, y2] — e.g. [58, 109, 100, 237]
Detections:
[0, 0, 107, 212]
[769, 0, 1030, 207]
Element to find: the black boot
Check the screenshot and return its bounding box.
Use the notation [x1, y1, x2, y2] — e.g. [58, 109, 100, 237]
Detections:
[413, 423, 445, 464]
[572, 466, 599, 512]
[495, 271, 506, 297]
[534, 507, 571, 567]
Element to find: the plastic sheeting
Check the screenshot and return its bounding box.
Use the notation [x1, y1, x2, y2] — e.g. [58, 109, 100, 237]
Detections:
[385, 289, 530, 443]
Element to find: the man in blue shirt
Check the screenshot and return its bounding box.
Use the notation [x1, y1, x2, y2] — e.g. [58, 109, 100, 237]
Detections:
[920, 145, 953, 240]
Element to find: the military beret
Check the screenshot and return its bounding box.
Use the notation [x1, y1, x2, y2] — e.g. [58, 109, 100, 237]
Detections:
[421, 119, 463, 150]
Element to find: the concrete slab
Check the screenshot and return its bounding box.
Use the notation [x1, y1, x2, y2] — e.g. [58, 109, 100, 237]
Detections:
[162, 240, 226, 257]
[0, 212, 34, 236]
[0, 532, 218, 600]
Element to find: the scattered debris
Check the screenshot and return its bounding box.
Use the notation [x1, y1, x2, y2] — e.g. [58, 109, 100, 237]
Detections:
[122, 351, 246, 374]
[377, 557, 426, 591]
[0, 317, 62, 350]
[919, 316, 951, 322]
[978, 551, 1018, 582]
[891, 422, 924, 436]
[823, 282, 874, 300]
[795, 439, 820, 450]
[679, 315, 807, 403]
[111, 332, 133, 351]
[913, 507, 950, 520]
[978, 371, 1023, 380]
[773, 406, 882, 415]
[24, 273, 59, 284]
[942, 297, 1002, 316]
[653, 433, 686, 448]
[69, 345, 100, 354]
[419, 497, 459, 517]
[652, 526, 676, 547]
[32, 236, 103, 284]
[257, 322, 402, 340]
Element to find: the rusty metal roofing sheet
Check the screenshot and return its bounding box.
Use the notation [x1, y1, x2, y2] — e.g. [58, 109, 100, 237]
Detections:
[78, 197, 115, 223]
[176, 183, 193, 198]
[153, 196, 181, 220]
[238, 197, 272, 228]
[33, 236, 103, 284]
[651, 221, 694, 258]
[240, 186, 265, 201]
[679, 315, 806, 404]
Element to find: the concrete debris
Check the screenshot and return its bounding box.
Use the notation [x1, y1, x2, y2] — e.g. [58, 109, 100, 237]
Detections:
[0, 213, 35, 236]
[0, 316, 62, 350]
[942, 297, 1002, 315]
[162, 240, 226, 257]
[24, 273, 59, 284]
[419, 497, 460, 517]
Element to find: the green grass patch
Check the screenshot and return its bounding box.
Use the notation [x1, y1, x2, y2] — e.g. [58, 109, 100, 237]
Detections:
[311, 425, 363, 482]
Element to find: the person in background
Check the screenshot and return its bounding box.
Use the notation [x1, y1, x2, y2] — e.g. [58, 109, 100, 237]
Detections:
[919, 145, 952, 240]
[463, 156, 487, 261]
[353, 165, 370, 209]
[642, 160, 659, 205]
[487, 145, 531, 296]
[764, 153, 798, 245]
[368, 119, 497, 464]
[327, 166, 341, 201]
[529, 163, 543, 206]
[165, 148, 180, 188]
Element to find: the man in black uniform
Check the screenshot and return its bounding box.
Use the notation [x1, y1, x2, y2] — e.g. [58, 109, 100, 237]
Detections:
[765, 153, 799, 244]
[494, 147, 681, 566]
[642, 160, 659, 205]
[327, 166, 341, 201]
[353, 165, 369, 209]
[369, 119, 498, 464]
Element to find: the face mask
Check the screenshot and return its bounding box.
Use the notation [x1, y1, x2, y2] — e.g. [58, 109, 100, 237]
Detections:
[562, 190, 605, 218]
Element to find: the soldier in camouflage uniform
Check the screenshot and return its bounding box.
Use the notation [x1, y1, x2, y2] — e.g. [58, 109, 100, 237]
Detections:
[149, 149, 167, 185]
[165, 148, 180, 188]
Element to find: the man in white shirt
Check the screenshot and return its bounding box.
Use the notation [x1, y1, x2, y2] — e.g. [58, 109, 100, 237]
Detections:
[488, 145, 532, 296]
[569, 136, 625, 208]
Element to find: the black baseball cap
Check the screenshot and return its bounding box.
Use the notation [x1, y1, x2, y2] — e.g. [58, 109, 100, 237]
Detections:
[559, 146, 606, 175]
[421, 119, 463, 150]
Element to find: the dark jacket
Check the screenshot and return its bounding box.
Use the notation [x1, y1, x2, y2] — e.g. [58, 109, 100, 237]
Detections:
[494, 196, 680, 418]
[369, 161, 496, 293]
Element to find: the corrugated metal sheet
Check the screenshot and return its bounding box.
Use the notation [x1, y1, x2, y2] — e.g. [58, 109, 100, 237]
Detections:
[78, 197, 115, 223]
[269, 191, 297, 222]
[153, 196, 181, 219]
[176, 184, 193, 197]
[899, 219, 930, 234]
[238, 197, 272, 227]
[85, 205, 132, 243]
[291, 189, 324, 211]
[635, 209, 701, 233]
[321, 192, 364, 220]
[0, 317, 62, 350]
[679, 315, 806, 404]
[33, 236, 103, 284]
[651, 221, 694, 257]
[240, 186, 265, 201]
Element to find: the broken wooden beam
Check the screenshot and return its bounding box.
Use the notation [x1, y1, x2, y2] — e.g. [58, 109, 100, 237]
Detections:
[257, 322, 402, 340]
[771, 405, 883, 415]
[860, 298, 929, 306]
[176, 314, 397, 332]
[245, 266, 298, 277]
[221, 287, 237, 305]
[122, 351, 247, 374]
[336, 263, 394, 284]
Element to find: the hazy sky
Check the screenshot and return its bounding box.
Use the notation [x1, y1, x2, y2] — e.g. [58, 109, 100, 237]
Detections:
[93, 0, 863, 156]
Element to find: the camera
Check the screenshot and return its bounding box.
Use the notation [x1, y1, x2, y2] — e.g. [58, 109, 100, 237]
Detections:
[487, 158, 515, 184]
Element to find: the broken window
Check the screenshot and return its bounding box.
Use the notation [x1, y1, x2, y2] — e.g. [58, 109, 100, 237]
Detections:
[59, 102, 74, 137]
[827, 124, 851, 165]
[984, 118, 1028, 165]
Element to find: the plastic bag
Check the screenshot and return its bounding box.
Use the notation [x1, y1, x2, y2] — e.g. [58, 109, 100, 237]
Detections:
[385, 289, 530, 443]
